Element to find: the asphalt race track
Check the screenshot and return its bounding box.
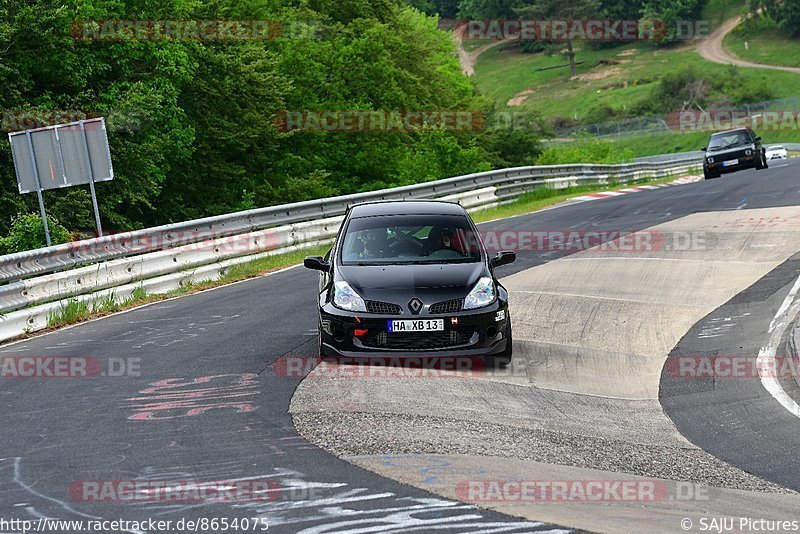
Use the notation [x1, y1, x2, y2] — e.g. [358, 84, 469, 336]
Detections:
[3, 159, 800, 533]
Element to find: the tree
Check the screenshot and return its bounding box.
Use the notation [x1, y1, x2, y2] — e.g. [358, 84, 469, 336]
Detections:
[514, 0, 600, 78]
[458, 0, 524, 18]
[0, 0, 512, 242]
[748, 0, 800, 36]
[641, 0, 705, 43]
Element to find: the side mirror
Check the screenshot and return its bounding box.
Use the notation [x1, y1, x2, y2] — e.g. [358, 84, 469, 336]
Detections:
[490, 250, 516, 268]
[700, 147, 707, 151]
[304, 256, 330, 271]
[755, 136, 762, 141]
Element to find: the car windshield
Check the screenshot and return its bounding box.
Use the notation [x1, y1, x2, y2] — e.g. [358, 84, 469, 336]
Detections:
[769, 145, 785, 150]
[340, 214, 481, 265]
[708, 131, 752, 150]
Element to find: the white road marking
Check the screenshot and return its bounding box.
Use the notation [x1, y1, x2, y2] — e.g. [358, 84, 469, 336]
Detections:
[757, 273, 800, 418]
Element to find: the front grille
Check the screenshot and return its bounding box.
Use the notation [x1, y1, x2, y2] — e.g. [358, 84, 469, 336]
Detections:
[365, 300, 402, 314]
[429, 298, 464, 314]
[360, 328, 476, 350]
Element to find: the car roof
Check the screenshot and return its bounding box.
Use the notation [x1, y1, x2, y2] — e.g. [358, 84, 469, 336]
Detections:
[347, 200, 467, 217]
[711, 127, 751, 135]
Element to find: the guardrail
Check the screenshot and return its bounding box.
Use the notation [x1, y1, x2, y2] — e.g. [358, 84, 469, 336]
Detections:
[0, 155, 703, 342]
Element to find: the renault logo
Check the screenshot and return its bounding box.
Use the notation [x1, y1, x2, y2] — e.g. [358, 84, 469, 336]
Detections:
[408, 298, 423, 315]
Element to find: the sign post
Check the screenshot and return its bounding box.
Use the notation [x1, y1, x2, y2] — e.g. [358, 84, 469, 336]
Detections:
[24, 131, 51, 246]
[79, 120, 103, 237]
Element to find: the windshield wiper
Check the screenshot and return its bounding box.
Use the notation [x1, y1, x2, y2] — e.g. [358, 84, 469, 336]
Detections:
[408, 258, 475, 264]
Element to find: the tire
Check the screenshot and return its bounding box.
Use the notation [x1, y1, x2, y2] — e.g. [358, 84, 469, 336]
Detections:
[317, 326, 324, 357]
[317, 322, 333, 360]
[485, 316, 512, 369]
[756, 151, 768, 170]
[703, 168, 719, 180]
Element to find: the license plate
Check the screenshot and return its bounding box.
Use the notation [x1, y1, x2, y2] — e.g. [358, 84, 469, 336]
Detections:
[722, 159, 738, 167]
[387, 319, 444, 332]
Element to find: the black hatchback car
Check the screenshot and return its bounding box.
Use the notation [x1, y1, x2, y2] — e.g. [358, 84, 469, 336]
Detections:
[702, 127, 767, 179]
[304, 200, 516, 368]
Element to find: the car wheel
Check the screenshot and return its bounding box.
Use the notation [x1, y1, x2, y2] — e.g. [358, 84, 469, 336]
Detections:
[485, 316, 512, 369]
[763, 152, 769, 169]
[703, 168, 719, 180]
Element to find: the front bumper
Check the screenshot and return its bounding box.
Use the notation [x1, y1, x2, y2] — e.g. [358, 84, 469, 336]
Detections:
[319, 301, 509, 358]
[704, 154, 758, 174]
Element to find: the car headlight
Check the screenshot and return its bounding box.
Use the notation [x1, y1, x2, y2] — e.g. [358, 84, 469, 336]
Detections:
[745, 149, 752, 156]
[332, 280, 366, 312]
[707, 157, 714, 163]
[464, 276, 496, 310]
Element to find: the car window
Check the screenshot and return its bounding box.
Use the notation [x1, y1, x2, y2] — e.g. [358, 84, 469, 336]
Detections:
[340, 214, 482, 265]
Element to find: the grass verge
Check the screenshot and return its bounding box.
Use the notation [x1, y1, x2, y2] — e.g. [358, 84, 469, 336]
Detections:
[606, 131, 800, 157]
[470, 171, 696, 223]
[40, 170, 697, 333]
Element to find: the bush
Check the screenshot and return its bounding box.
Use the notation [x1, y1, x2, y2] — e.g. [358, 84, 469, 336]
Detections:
[630, 66, 776, 116]
[392, 130, 492, 186]
[536, 136, 635, 165]
[477, 109, 547, 168]
[584, 103, 623, 125]
[0, 213, 70, 254]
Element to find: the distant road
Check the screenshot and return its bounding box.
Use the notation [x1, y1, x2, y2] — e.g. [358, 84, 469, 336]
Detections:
[697, 16, 800, 73]
[455, 38, 504, 77]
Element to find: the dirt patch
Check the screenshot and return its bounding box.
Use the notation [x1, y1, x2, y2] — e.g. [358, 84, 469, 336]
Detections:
[507, 88, 535, 106]
[576, 66, 621, 81]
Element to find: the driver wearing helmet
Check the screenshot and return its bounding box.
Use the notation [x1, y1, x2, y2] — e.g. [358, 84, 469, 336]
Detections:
[360, 228, 389, 259]
[427, 226, 453, 253]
